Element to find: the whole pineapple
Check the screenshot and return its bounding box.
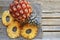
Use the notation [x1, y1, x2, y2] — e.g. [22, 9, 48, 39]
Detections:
[9, 0, 32, 23]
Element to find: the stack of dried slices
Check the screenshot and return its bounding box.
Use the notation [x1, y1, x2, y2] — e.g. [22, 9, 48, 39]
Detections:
[2, 0, 38, 39]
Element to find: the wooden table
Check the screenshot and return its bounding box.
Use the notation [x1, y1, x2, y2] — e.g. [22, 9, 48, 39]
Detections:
[0, 0, 60, 40]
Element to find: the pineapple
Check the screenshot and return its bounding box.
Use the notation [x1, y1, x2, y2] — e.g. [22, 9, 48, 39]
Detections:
[9, 0, 32, 23]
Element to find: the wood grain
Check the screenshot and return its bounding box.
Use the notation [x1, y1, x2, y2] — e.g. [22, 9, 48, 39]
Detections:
[42, 13, 60, 18]
[42, 26, 60, 32]
[0, 0, 60, 40]
[43, 32, 60, 38]
[42, 19, 60, 26]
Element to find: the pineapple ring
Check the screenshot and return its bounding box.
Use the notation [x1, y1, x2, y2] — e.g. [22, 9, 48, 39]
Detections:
[7, 21, 21, 38]
[21, 24, 38, 39]
[2, 10, 14, 26]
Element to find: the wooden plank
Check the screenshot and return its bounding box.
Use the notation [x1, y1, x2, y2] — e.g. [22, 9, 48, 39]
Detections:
[42, 13, 60, 19]
[42, 13, 60, 17]
[0, 0, 60, 2]
[39, 0, 60, 12]
[0, 1, 11, 7]
[40, 0, 60, 1]
[39, 0, 60, 1]
[42, 19, 60, 26]
[43, 32, 60, 38]
[0, 6, 2, 10]
[42, 26, 60, 32]
[42, 38, 60, 40]
[0, 11, 4, 18]
[0, 0, 13, 1]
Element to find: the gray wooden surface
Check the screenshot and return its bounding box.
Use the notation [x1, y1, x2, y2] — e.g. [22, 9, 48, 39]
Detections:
[0, 1, 42, 40]
[0, 0, 60, 40]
